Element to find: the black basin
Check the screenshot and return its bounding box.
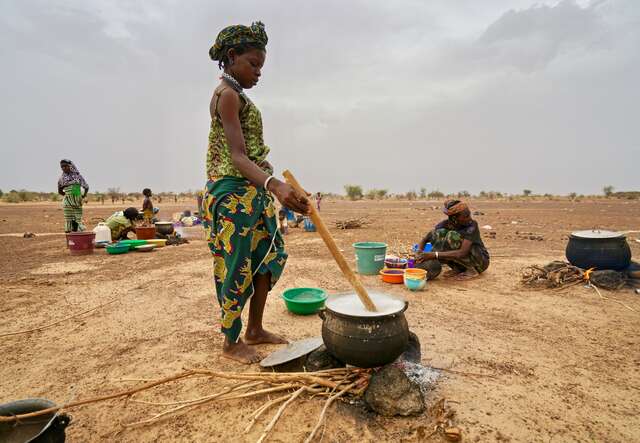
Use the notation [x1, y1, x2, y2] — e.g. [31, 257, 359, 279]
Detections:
[0, 398, 70, 443]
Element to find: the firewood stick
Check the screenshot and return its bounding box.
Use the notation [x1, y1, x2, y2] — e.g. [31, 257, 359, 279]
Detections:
[244, 394, 291, 434]
[304, 381, 358, 443]
[0, 370, 197, 422]
[256, 387, 306, 443]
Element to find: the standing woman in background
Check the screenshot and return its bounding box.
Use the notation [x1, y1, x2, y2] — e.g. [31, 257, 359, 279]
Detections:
[57, 159, 89, 233]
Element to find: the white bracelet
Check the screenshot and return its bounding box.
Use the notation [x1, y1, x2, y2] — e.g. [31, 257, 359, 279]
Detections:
[264, 176, 275, 191]
[435, 251, 439, 259]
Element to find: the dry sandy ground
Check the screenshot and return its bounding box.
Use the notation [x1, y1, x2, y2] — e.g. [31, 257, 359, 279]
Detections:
[1, 199, 639, 442]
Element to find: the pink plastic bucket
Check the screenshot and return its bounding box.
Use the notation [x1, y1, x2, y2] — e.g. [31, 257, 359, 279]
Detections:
[66, 232, 96, 255]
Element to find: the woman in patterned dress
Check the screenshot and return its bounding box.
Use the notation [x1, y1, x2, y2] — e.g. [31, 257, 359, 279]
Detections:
[57, 159, 89, 233]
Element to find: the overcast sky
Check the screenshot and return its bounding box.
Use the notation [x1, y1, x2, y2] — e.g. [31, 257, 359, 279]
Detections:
[0, 0, 638, 195]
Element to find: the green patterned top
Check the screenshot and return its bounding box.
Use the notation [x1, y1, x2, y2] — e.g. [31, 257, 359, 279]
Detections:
[207, 88, 273, 179]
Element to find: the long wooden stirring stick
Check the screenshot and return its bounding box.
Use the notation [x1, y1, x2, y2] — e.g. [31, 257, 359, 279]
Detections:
[283, 170, 377, 312]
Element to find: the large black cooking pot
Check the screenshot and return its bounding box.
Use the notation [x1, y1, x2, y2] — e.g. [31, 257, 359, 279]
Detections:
[566, 230, 631, 271]
[319, 296, 409, 368]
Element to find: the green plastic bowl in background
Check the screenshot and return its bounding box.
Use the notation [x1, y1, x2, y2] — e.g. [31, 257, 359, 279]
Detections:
[106, 243, 130, 255]
[282, 288, 328, 315]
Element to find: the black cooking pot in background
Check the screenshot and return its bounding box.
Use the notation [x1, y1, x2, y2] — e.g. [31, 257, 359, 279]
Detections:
[319, 297, 409, 368]
[566, 230, 631, 271]
[154, 221, 174, 236]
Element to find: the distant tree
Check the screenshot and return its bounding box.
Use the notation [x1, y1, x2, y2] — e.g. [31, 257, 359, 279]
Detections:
[603, 185, 614, 197]
[5, 191, 21, 203]
[568, 192, 577, 200]
[17, 190, 30, 202]
[179, 190, 195, 201]
[107, 187, 120, 203]
[523, 189, 532, 197]
[428, 190, 444, 199]
[419, 188, 427, 199]
[0, 189, 3, 198]
[405, 190, 417, 200]
[2, 189, 36, 203]
[365, 189, 387, 200]
[457, 190, 470, 198]
[93, 191, 104, 204]
[344, 185, 363, 200]
[478, 191, 487, 198]
[161, 192, 176, 203]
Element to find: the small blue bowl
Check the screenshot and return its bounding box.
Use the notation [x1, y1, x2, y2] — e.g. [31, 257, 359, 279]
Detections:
[405, 277, 426, 291]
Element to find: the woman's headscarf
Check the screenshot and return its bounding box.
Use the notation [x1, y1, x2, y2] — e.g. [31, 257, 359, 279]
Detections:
[58, 159, 89, 190]
[209, 21, 268, 62]
[443, 199, 469, 216]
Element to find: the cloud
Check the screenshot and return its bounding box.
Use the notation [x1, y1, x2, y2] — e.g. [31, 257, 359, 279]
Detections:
[476, 0, 605, 72]
[0, 0, 638, 195]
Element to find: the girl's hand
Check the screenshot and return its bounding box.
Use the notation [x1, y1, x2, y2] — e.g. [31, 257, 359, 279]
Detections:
[270, 181, 310, 214]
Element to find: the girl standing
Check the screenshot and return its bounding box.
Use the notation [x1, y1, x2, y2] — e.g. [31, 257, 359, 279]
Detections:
[142, 188, 154, 225]
[203, 22, 309, 364]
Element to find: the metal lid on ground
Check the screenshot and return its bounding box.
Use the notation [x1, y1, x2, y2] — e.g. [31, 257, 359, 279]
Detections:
[570, 229, 624, 239]
[259, 337, 323, 368]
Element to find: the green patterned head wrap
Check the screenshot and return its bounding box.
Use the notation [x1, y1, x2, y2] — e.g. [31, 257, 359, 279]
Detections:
[209, 21, 268, 65]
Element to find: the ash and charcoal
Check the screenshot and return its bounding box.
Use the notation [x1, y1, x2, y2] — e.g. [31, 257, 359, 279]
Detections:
[364, 333, 440, 416]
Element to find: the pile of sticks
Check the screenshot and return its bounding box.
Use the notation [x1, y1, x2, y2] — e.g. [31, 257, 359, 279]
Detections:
[335, 218, 370, 230]
[0, 367, 370, 443]
[521, 261, 585, 289]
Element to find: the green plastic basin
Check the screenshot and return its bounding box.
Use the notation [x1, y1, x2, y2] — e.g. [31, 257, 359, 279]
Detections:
[282, 288, 327, 315]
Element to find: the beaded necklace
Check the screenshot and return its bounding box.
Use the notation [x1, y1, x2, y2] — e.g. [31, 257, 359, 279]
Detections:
[221, 72, 243, 93]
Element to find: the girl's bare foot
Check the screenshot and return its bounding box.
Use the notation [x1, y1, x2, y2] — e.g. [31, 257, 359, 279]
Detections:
[244, 328, 288, 345]
[222, 338, 261, 364]
[454, 269, 479, 281]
